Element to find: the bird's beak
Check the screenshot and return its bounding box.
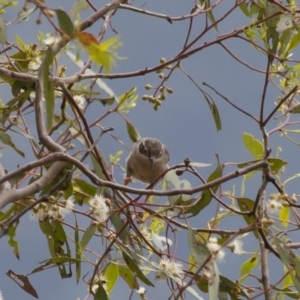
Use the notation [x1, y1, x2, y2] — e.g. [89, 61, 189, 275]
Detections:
[149, 156, 155, 168]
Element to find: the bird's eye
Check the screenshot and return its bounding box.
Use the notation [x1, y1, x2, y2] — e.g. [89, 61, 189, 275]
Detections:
[141, 148, 147, 155]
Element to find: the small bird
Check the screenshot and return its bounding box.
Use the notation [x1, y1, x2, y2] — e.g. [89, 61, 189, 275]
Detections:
[125, 137, 169, 184]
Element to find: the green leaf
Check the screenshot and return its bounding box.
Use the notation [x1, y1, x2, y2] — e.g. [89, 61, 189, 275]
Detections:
[122, 251, 154, 287]
[185, 155, 222, 217]
[118, 265, 138, 289]
[104, 263, 119, 293]
[94, 283, 108, 300]
[80, 222, 97, 253]
[242, 133, 264, 159]
[55, 9, 75, 39]
[0, 131, 25, 157]
[219, 276, 248, 298]
[274, 239, 300, 294]
[288, 28, 300, 52]
[73, 178, 97, 198]
[239, 2, 260, 17]
[289, 103, 300, 114]
[181, 70, 221, 131]
[202, 90, 221, 131]
[126, 121, 141, 143]
[75, 219, 81, 283]
[0, 14, 7, 43]
[110, 206, 131, 244]
[0, 204, 16, 222]
[51, 257, 82, 263]
[38, 47, 54, 132]
[7, 225, 19, 259]
[11, 80, 35, 97]
[235, 197, 257, 238]
[199, 0, 218, 31]
[240, 255, 258, 283]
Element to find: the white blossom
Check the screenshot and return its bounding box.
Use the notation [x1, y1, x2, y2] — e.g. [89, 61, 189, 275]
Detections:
[156, 255, 183, 280]
[44, 34, 60, 46]
[136, 287, 146, 295]
[74, 95, 86, 110]
[228, 238, 244, 254]
[30, 201, 70, 222]
[267, 198, 282, 215]
[64, 196, 75, 211]
[30, 206, 48, 221]
[207, 237, 225, 261]
[89, 194, 110, 222]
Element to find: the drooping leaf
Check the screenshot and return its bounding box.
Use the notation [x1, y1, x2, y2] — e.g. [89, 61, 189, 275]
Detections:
[118, 265, 138, 289]
[274, 239, 300, 294]
[208, 261, 219, 300]
[122, 251, 154, 287]
[185, 155, 222, 217]
[75, 219, 81, 283]
[199, 0, 218, 31]
[7, 225, 19, 259]
[55, 9, 75, 39]
[0, 14, 7, 43]
[187, 226, 210, 266]
[6, 270, 39, 298]
[79, 222, 97, 253]
[38, 47, 54, 131]
[126, 121, 141, 143]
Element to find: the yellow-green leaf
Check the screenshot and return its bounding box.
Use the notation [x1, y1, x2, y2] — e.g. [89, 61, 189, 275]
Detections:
[118, 266, 138, 289]
[104, 263, 119, 293]
[242, 133, 264, 159]
[279, 206, 289, 227]
[240, 255, 258, 282]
